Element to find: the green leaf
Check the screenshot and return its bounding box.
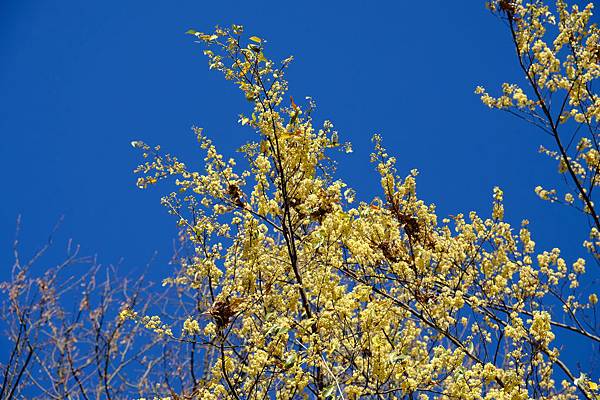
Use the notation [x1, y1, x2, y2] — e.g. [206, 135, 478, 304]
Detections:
[283, 353, 297, 369]
[266, 324, 280, 336]
[248, 44, 261, 53]
[249, 36, 262, 43]
[185, 29, 198, 35]
[323, 385, 336, 399]
[277, 325, 289, 335]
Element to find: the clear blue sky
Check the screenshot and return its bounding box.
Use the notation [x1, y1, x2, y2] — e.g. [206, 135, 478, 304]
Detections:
[0, 0, 596, 373]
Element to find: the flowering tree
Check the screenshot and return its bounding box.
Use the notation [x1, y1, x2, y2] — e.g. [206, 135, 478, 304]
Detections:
[2, 1, 600, 399]
[125, 2, 600, 399]
[477, 0, 600, 259]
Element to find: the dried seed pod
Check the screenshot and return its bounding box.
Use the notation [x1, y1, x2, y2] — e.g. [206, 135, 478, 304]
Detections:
[208, 297, 245, 328]
[499, 0, 516, 15]
[227, 183, 245, 208]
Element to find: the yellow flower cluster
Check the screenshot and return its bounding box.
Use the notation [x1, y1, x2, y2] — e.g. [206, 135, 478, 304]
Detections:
[126, 15, 600, 400]
[478, 1, 600, 267]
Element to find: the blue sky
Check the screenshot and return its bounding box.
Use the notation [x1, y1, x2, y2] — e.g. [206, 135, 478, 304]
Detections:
[0, 0, 597, 374]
